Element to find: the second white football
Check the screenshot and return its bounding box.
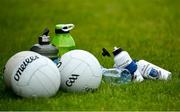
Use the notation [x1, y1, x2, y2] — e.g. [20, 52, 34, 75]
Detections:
[58, 50, 102, 92]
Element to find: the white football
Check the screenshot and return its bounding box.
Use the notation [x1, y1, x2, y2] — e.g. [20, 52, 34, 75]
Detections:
[3, 51, 61, 98]
[58, 50, 102, 92]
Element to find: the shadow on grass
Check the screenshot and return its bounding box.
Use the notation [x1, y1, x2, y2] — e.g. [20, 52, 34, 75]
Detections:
[0, 75, 21, 100]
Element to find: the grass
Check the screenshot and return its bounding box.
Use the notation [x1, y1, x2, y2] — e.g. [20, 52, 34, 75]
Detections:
[0, 0, 180, 110]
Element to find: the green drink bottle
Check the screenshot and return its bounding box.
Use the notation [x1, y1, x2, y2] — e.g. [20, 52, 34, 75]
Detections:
[51, 24, 76, 56]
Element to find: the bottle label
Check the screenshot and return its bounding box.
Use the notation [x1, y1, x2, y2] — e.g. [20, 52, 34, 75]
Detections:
[148, 68, 159, 79]
[125, 61, 137, 74]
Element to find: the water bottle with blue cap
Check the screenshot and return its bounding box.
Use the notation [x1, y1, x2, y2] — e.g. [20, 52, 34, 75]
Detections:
[101, 48, 132, 84]
[113, 47, 144, 82]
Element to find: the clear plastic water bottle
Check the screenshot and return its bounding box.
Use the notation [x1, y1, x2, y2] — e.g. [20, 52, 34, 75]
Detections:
[102, 67, 132, 85]
[51, 24, 76, 56]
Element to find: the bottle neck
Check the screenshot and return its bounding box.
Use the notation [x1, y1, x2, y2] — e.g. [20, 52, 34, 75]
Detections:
[55, 33, 71, 37]
[124, 61, 137, 74]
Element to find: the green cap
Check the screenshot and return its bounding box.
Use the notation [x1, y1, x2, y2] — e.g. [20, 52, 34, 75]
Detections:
[55, 24, 74, 33]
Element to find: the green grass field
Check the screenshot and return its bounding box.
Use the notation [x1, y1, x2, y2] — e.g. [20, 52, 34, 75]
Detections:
[0, 0, 180, 111]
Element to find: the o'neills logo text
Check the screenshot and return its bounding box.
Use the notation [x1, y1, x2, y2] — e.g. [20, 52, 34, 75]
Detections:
[14, 55, 39, 81]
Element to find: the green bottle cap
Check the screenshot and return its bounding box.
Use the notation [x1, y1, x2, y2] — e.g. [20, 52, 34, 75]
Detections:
[55, 24, 74, 34]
